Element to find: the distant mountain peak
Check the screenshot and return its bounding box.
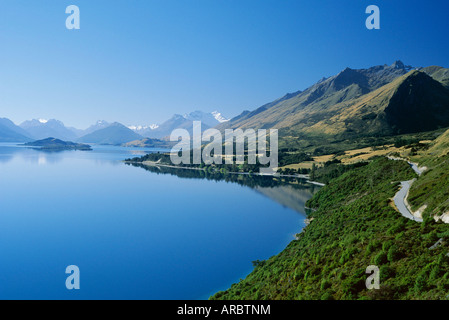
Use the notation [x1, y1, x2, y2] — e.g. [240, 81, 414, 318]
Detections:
[128, 124, 159, 131]
[183, 110, 202, 118]
[330, 67, 368, 92]
[317, 77, 328, 84]
[217, 61, 449, 138]
[391, 60, 413, 71]
[211, 111, 230, 123]
[0, 117, 32, 142]
[392, 60, 405, 69]
[183, 110, 229, 125]
[78, 121, 142, 145]
[19, 118, 77, 141]
[22, 118, 65, 126]
[82, 120, 111, 136]
[127, 111, 229, 138]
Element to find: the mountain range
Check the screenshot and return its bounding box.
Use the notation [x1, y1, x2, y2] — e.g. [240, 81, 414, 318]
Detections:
[0, 118, 32, 142]
[128, 110, 229, 138]
[19, 119, 79, 141]
[0, 110, 229, 144]
[77, 122, 143, 145]
[217, 61, 449, 151]
[2, 61, 449, 147]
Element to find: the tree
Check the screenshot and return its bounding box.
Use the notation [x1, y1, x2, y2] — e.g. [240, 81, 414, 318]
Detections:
[310, 163, 317, 180]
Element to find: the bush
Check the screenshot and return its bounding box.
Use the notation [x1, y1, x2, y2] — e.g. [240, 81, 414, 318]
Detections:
[382, 240, 393, 251]
[380, 265, 394, 282]
[374, 251, 388, 265]
[320, 279, 331, 290]
[387, 245, 399, 262]
[320, 292, 334, 300]
[414, 271, 428, 293]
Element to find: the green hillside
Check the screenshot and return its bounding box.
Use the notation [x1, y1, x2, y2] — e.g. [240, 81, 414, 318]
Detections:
[407, 128, 449, 223]
[211, 157, 449, 300]
[422, 66, 449, 89]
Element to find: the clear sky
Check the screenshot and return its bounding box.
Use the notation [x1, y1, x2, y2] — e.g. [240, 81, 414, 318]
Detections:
[0, 0, 448, 129]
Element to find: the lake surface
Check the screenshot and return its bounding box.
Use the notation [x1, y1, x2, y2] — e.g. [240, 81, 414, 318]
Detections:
[0, 143, 318, 299]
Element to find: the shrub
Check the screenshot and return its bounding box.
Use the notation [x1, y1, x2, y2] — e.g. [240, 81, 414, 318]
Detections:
[374, 251, 388, 265]
[320, 279, 331, 290]
[320, 292, 334, 300]
[387, 245, 399, 262]
[380, 265, 394, 282]
[414, 271, 428, 293]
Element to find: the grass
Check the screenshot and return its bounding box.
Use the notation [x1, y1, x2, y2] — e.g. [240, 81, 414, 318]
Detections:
[279, 141, 432, 172]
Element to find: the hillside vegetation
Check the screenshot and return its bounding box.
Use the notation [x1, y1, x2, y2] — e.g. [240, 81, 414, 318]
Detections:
[408, 128, 449, 223]
[422, 66, 449, 89]
[212, 156, 449, 300]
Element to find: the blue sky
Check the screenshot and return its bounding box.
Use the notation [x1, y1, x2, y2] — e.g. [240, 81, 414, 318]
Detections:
[0, 0, 448, 129]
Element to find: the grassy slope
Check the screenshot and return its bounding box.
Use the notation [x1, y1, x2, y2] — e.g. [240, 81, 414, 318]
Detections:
[211, 157, 449, 300]
[220, 68, 449, 154]
[408, 129, 449, 217]
[217, 64, 410, 134]
[303, 71, 449, 137]
[423, 66, 449, 89]
[408, 155, 449, 218]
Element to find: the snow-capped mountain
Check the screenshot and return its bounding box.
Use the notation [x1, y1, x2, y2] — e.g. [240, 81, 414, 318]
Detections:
[128, 111, 229, 138]
[211, 111, 229, 123]
[15, 111, 229, 142]
[183, 110, 229, 128]
[20, 119, 79, 141]
[127, 124, 159, 136]
[83, 120, 111, 135]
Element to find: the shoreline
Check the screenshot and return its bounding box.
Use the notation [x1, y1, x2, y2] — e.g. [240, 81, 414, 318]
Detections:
[125, 160, 320, 181]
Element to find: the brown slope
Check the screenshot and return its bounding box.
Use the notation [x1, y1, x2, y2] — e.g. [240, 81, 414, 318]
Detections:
[303, 70, 449, 137]
[217, 62, 411, 132]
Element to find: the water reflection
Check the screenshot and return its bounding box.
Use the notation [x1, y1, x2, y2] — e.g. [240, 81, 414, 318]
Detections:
[0, 143, 318, 299]
[0, 143, 165, 166]
[0, 143, 321, 215]
[128, 163, 321, 214]
[0, 144, 66, 165]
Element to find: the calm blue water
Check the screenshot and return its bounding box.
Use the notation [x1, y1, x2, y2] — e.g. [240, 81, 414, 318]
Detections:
[0, 143, 315, 300]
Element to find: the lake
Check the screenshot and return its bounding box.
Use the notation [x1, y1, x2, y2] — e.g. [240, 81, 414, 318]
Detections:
[0, 143, 318, 299]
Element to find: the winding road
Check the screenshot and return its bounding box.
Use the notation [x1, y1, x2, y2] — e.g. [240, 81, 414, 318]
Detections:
[389, 157, 424, 223]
